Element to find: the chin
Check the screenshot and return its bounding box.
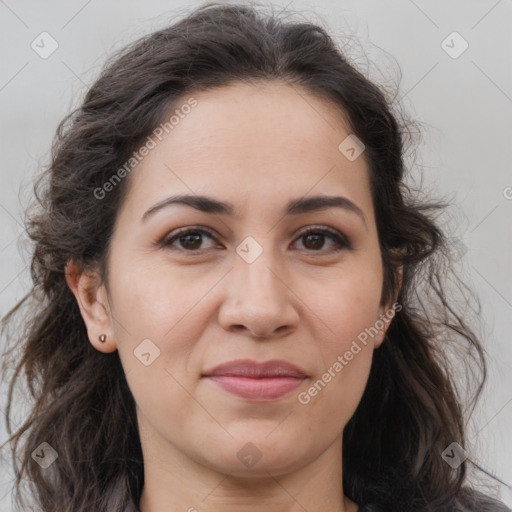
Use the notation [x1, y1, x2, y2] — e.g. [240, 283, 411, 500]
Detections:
[201, 442, 308, 478]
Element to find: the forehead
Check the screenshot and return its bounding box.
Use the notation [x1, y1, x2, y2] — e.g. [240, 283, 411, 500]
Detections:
[168, 80, 352, 157]
[119, 81, 374, 223]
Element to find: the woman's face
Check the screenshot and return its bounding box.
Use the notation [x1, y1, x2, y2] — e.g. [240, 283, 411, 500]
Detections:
[71, 81, 397, 478]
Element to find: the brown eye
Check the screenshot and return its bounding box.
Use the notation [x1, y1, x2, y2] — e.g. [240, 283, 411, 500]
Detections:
[162, 228, 217, 251]
[160, 226, 351, 254]
[293, 227, 351, 252]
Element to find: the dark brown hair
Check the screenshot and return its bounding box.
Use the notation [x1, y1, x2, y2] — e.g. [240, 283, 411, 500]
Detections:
[1, 2, 509, 511]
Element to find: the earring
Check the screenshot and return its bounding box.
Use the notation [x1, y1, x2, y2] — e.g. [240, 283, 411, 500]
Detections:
[99, 334, 107, 343]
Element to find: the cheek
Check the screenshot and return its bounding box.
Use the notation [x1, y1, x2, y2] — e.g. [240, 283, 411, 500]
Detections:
[298, 258, 383, 349]
[292, 266, 381, 427]
[113, 267, 203, 434]
[299, 335, 374, 436]
[109, 256, 222, 422]
[109, 254, 215, 341]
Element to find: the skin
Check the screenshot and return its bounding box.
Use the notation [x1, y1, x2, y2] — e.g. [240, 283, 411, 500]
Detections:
[66, 80, 401, 512]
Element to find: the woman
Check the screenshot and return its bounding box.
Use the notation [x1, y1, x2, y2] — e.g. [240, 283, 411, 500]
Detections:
[1, 2, 510, 511]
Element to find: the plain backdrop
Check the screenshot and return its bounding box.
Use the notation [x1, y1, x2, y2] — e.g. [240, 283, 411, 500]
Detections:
[1, 0, 511, 510]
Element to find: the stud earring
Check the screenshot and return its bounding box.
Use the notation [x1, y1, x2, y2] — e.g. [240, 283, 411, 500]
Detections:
[99, 334, 107, 343]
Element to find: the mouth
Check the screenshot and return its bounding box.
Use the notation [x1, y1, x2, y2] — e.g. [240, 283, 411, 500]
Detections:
[202, 358, 308, 401]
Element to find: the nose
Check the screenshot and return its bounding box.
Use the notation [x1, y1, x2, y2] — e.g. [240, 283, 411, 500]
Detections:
[217, 247, 299, 339]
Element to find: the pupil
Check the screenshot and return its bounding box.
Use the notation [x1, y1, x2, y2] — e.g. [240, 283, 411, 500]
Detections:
[305, 234, 323, 250]
[181, 234, 201, 249]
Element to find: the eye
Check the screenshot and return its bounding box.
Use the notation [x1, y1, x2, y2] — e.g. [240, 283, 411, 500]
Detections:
[159, 225, 351, 253]
[160, 227, 218, 252]
[292, 226, 351, 252]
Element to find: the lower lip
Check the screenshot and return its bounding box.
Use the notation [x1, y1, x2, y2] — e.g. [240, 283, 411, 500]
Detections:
[205, 375, 306, 401]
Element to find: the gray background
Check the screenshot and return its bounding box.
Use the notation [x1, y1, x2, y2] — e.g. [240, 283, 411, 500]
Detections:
[1, 0, 511, 510]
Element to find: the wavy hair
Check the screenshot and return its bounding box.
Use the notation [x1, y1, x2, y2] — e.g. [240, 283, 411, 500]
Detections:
[1, 2, 509, 511]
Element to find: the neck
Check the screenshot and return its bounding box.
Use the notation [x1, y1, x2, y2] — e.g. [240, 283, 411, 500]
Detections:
[137, 434, 358, 512]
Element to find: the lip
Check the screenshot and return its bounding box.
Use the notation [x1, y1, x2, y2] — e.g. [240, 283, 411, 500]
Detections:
[202, 359, 308, 401]
[203, 358, 307, 378]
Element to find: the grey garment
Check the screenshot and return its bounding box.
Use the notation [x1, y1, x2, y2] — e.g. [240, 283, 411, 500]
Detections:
[355, 494, 512, 512]
[122, 497, 512, 512]
[119, 491, 512, 512]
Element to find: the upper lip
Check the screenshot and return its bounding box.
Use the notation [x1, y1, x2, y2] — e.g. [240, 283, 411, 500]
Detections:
[202, 359, 308, 378]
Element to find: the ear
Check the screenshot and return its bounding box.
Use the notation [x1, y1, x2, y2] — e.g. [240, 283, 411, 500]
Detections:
[374, 264, 403, 348]
[65, 259, 117, 353]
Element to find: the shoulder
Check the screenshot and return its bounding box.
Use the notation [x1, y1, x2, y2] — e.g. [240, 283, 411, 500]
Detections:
[356, 490, 511, 512]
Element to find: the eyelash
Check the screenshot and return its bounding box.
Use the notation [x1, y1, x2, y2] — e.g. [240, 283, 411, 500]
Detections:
[159, 225, 352, 254]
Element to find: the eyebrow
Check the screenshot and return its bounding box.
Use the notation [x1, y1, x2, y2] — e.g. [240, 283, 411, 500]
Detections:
[141, 193, 367, 228]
